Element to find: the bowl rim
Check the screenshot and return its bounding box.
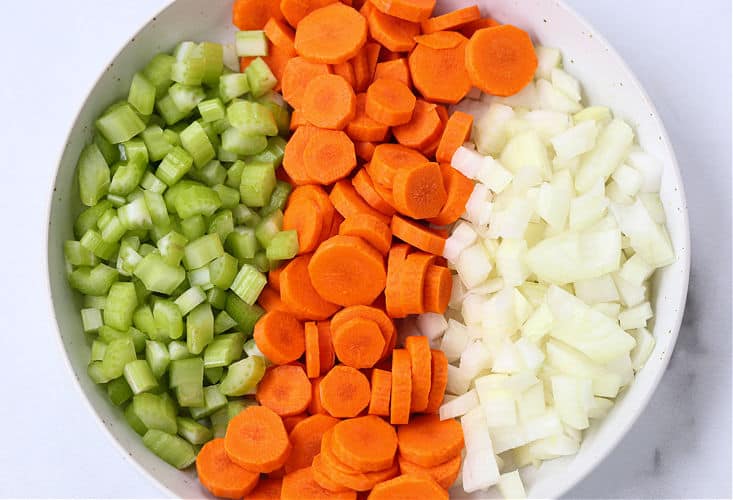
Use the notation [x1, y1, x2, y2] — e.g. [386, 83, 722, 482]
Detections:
[44, 0, 691, 498]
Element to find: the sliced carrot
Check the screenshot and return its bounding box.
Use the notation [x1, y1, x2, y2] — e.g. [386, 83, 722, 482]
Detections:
[329, 180, 391, 225]
[302, 129, 357, 185]
[332, 316, 385, 368]
[352, 42, 381, 92]
[392, 162, 447, 220]
[374, 58, 412, 87]
[302, 74, 357, 130]
[269, 266, 284, 291]
[305, 321, 321, 378]
[368, 368, 392, 417]
[424, 349, 449, 414]
[320, 428, 363, 475]
[390, 349, 412, 424]
[435, 110, 473, 164]
[317, 321, 336, 373]
[264, 17, 296, 54]
[309, 376, 327, 414]
[338, 213, 392, 255]
[289, 109, 309, 131]
[367, 8, 420, 53]
[392, 100, 443, 151]
[313, 453, 371, 491]
[421, 5, 481, 34]
[288, 184, 336, 244]
[458, 17, 500, 38]
[331, 415, 398, 472]
[434, 104, 449, 123]
[398, 454, 461, 489]
[253, 310, 305, 364]
[422, 265, 452, 314]
[368, 474, 448, 500]
[284, 414, 340, 473]
[391, 215, 446, 256]
[329, 212, 345, 237]
[409, 31, 471, 104]
[282, 57, 332, 109]
[281, 467, 357, 500]
[365, 79, 416, 126]
[369, 143, 428, 186]
[280, 0, 339, 28]
[346, 93, 390, 143]
[258, 285, 288, 313]
[282, 124, 319, 184]
[397, 414, 464, 467]
[405, 336, 431, 412]
[294, 3, 368, 64]
[225, 406, 292, 473]
[358, 0, 373, 17]
[330, 305, 396, 359]
[283, 413, 309, 433]
[413, 30, 464, 50]
[332, 61, 356, 88]
[257, 364, 313, 417]
[370, 0, 436, 22]
[311, 456, 354, 493]
[308, 234, 387, 306]
[283, 197, 323, 253]
[352, 168, 395, 216]
[233, 0, 283, 30]
[365, 42, 382, 83]
[247, 477, 282, 500]
[385, 243, 410, 318]
[370, 175, 397, 210]
[398, 252, 435, 315]
[319, 365, 371, 418]
[196, 438, 259, 499]
[280, 254, 341, 320]
[465, 24, 538, 96]
[354, 141, 376, 162]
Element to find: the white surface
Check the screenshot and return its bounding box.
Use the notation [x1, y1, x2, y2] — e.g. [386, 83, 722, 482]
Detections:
[0, 0, 729, 498]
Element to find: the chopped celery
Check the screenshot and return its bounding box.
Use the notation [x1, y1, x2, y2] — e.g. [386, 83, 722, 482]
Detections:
[198, 98, 226, 123]
[219, 356, 266, 396]
[145, 340, 170, 378]
[250, 250, 274, 273]
[133, 305, 156, 337]
[91, 339, 107, 361]
[118, 197, 153, 230]
[173, 184, 222, 219]
[233, 204, 261, 227]
[180, 215, 207, 240]
[168, 340, 192, 361]
[191, 160, 227, 187]
[254, 209, 283, 247]
[174, 286, 207, 316]
[225, 294, 263, 334]
[262, 180, 291, 215]
[134, 253, 186, 294]
[230, 264, 267, 305]
[157, 231, 188, 266]
[208, 210, 234, 243]
[245, 57, 277, 98]
[141, 125, 173, 162]
[110, 161, 146, 197]
[214, 310, 238, 334]
[227, 101, 278, 136]
[95, 132, 120, 166]
[266, 230, 299, 260]
[207, 287, 228, 310]
[175, 381, 205, 408]
[209, 253, 239, 289]
[75, 200, 113, 239]
[188, 267, 213, 290]
[189, 384, 228, 419]
[108, 376, 134, 406]
[69, 264, 118, 296]
[212, 184, 240, 209]
[210, 407, 229, 438]
[84, 294, 108, 310]
[143, 430, 196, 469]
[128, 72, 156, 115]
[168, 83, 206, 113]
[141, 171, 168, 194]
[176, 417, 212, 445]
[156, 94, 190, 126]
[124, 360, 159, 394]
[226, 227, 258, 260]
[153, 299, 184, 340]
[243, 338, 265, 358]
[96, 103, 146, 144]
[133, 393, 178, 434]
[143, 53, 175, 97]
[171, 57, 205, 86]
[263, 103, 290, 136]
[235, 31, 268, 57]
[156, 147, 193, 186]
[88, 361, 113, 384]
[179, 121, 215, 167]
[187, 303, 214, 355]
[240, 163, 276, 207]
[104, 282, 138, 331]
[199, 42, 224, 85]
[82, 308, 104, 333]
[65, 241, 98, 267]
[204, 333, 244, 368]
[101, 337, 137, 379]
[205, 366, 224, 384]
[219, 73, 250, 103]
[226, 160, 245, 189]
[169, 357, 204, 388]
[77, 144, 110, 207]
[143, 190, 170, 229]
[221, 127, 268, 156]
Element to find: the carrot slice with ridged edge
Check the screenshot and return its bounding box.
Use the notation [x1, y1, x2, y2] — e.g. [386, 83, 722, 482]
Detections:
[257, 364, 313, 416]
[423, 265, 452, 314]
[338, 213, 392, 255]
[283, 413, 309, 433]
[346, 94, 390, 143]
[284, 414, 340, 473]
[399, 252, 436, 315]
[405, 336, 431, 412]
[352, 169, 395, 216]
[465, 24, 538, 96]
[305, 321, 321, 378]
[283, 197, 323, 254]
[281, 467, 357, 500]
[393, 100, 444, 151]
[374, 58, 412, 87]
[247, 477, 282, 500]
[308, 234, 387, 306]
[365, 78, 416, 126]
[280, 254, 341, 320]
[390, 349, 412, 424]
[369, 143, 428, 187]
[367, 8, 420, 52]
[385, 243, 410, 318]
[409, 31, 472, 104]
[233, 0, 283, 30]
[303, 129, 357, 185]
[309, 376, 327, 414]
[331, 305, 396, 359]
[436, 110, 473, 163]
[370, 0, 436, 22]
[302, 74, 357, 130]
[330, 180, 391, 225]
[319, 365, 371, 418]
[196, 438, 260, 499]
[421, 5, 481, 34]
[458, 17, 501, 38]
[368, 368, 392, 417]
[294, 3, 368, 64]
[280, 0, 339, 28]
[225, 405, 292, 473]
[368, 473, 448, 500]
[425, 349, 449, 413]
[332, 316, 385, 368]
[398, 454, 460, 489]
[254, 310, 305, 364]
[317, 321, 336, 374]
[392, 162, 447, 220]
[391, 215, 446, 256]
[397, 414, 464, 467]
[282, 124, 319, 184]
[282, 57, 332, 109]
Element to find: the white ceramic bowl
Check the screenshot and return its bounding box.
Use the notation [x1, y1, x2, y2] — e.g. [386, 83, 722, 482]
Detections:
[46, 0, 690, 497]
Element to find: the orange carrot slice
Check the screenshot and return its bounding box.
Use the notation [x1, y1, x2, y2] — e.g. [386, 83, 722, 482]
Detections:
[330, 305, 396, 359]
[354, 141, 377, 162]
[435, 110, 473, 164]
[283, 196, 323, 253]
[424, 349, 449, 413]
[196, 438, 260, 499]
[390, 349, 412, 424]
[396, 414, 464, 467]
[329, 180, 391, 225]
[421, 5, 481, 34]
[288, 184, 336, 244]
[281, 57, 332, 109]
[282, 124, 319, 184]
[370, 0, 436, 22]
[393, 100, 443, 151]
[302, 74, 357, 130]
[319, 365, 371, 418]
[317, 321, 336, 374]
[281, 467, 356, 500]
[352, 168, 396, 216]
[257, 364, 313, 416]
[392, 162, 447, 220]
[385, 243, 410, 318]
[305, 321, 321, 378]
[458, 17, 501, 38]
[405, 336, 432, 412]
[365, 78, 416, 126]
[280, 254, 341, 320]
[346, 94, 390, 143]
[225, 406, 292, 473]
[258, 285, 289, 313]
[247, 477, 282, 500]
[309, 376, 327, 414]
[422, 265, 452, 314]
[367, 8, 420, 52]
[427, 164, 474, 226]
[233, 0, 283, 30]
[264, 17, 296, 54]
[398, 252, 435, 315]
[391, 215, 446, 256]
[368, 473, 448, 500]
[283, 413, 309, 433]
[294, 3, 368, 64]
[332, 316, 386, 368]
[368, 368, 392, 417]
[332, 61, 356, 87]
[331, 415, 398, 472]
[284, 414, 340, 473]
[409, 31, 472, 104]
[398, 454, 461, 489]
[280, 0, 339, 28]
[374, 58, 412, 87]
[303, 129, 357, 184]
[369, 143, 428, 186]
[253, 310, 305, 364]
[338, 213, 392, 255]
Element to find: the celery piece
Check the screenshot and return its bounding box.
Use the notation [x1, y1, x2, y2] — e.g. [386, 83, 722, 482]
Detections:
[245, 58, 277, 98]
[77, 143, 111, 207]
[235, 31, 268, 57]
[266, 230, 299, 260]
[243, 338, 265, 358]
[227, 399, 255, 421]
[104, 282, 138, 331]
[88, 361, 114, 384]
[117, 239, 142, 275]
[124, 138, 149, 165]
[65, 240, 98, 267]
[158, 231, 188, 266]
[156, 94, 190, 126]
[187, 303, 214, 355]
[175, 381, 205, 408]
[84, 294, 108, 310]
[200, 41, 224, 85]
[225, 227, 258, 261]
[261, 180, 292, 216]
[91, 340, 107, 362]
[163, 128, 180, 146]
[225, 294, 264, 334]
[179, 121, 216, 168]
[107, 194, 127, 207]
[183, 233, 225, 270]
[143, 430, 196, 469]
[192, 160, 227, 188]
[212, 184, 240, 209]
[219, 356, 266, 396]
[125, 401, 148, 435]
[96, 103, 146, 144]
[118, 197, 153, 230]
[209, 407, 229, 438]
[207, 287, 228, 310]
[75, 200, 113, 239]
[102, 337, 137, 379]
[168, 83, 206, 113]
[100, 215, 126, 244]
[233, 204, 261, 227]
[240, 163, 276, 207]
[221, 128, 268, 157]
[95, 131, 120, 166]
[174, 286, 207, 316]
[249, 136, 287, 168]
[181, 215, 207, 241]
[131, 327, 148, 353]
[250, 250, 273, 273]
[153, 299, 184, 340]
[174, 41, 198, 60]
[209, 253, 239, 289]
[205, 366, 223, 384]
[97, 325, 128, 344]
[143, 53, 175, 97]
[198, 98, 226, 123]
[141, 125, 173, 162]
[108, 376, 134, 406]
[81, 308, 104, 333]
[254, 209, 283, 247]
[263, 102, 291, 136]
[212, 117, 231, 135]
[189, 384, 228, 419]
[214, 310, 238, 334]
[174, 184, 222, 219]
[230, 264, 267, 305]
[133, 305, 156, 337]
[138, 243, 156, 257]
[176, 417, 212, 445]
[169, 357, 204, 388]
[204, 333, 245, 368]
[188, 267, 213, 290]
[143, 190, 170, 229]
[226, 160, 245, 189]
[218, 145, 239, 163]
[219, 73, 250, 103]
[164, 180, 197, 212]
[128, 72, 156, 116]
[124, 360, 159, 394]
[208, 210, 234, 243]
[141, 171, 168, 194]
[168, 340, 192, 361]
[133, 393, 178, 434]
[145, 340, 170, 378]
[126, 187, 145, 202]
[171, 57, 205, 86]
[69, 264, 118, 296]
[227, 101, 278, 137]
[134, 254, 185, 294]
[109, 162, 146, 198]
[157, 146, 194, 186]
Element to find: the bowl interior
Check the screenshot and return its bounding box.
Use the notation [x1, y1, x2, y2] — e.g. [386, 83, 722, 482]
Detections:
[47, 0, 689, 498]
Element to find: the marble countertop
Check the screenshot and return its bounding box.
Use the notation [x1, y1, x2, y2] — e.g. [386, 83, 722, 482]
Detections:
[0, 0, 729, 498]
